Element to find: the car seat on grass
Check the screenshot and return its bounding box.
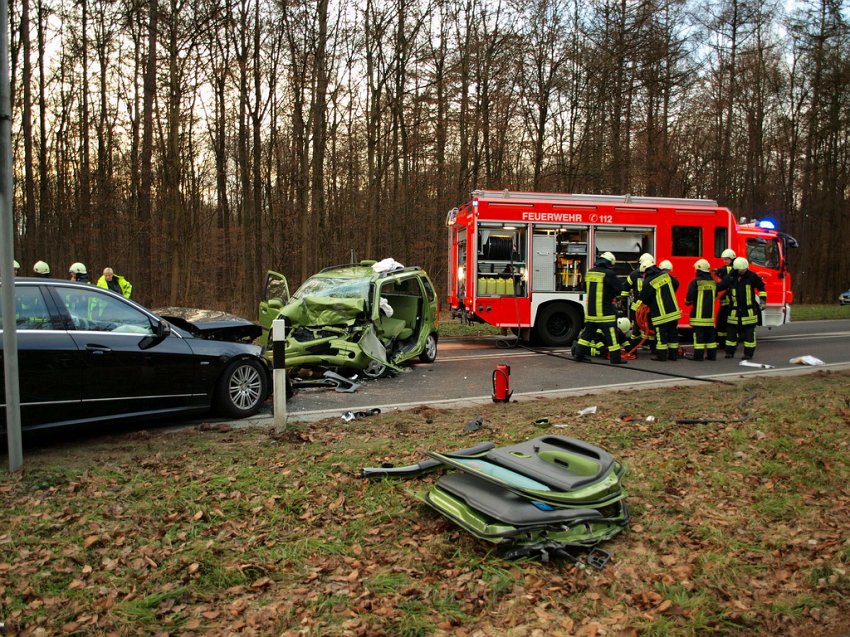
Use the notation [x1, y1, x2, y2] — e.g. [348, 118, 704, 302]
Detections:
[362, 435, 629, 566]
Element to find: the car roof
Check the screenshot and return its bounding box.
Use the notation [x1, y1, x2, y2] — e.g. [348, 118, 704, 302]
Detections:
[313, 264, 425, 281]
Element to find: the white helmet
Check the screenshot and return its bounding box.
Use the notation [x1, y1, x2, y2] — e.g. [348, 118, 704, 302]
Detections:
[599, 251, 616, 265]
[639, 253, 655, 265]
[721, 248, 736, 260]
[69, 262, 88, 275]
[639, 255, 655, 272]
[732, 257, 749, 271]
[33, 260, 50, 275]
[694, 259, 711, 272]
[13, 259, 20, 270]
[659, 260, 673, 271]
[616, 317, 631, 335]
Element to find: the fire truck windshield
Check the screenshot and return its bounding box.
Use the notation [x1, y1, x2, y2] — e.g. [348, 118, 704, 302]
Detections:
[746, 238, 781, 269]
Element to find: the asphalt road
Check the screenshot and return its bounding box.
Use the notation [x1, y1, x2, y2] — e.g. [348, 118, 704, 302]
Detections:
[272, 318, 850, 422]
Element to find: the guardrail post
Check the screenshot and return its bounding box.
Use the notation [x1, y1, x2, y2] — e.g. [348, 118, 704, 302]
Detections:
[272, 318, 287, 430]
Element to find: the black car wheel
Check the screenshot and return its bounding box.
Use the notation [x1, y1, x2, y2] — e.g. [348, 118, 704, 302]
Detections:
[215, 359, 268, 417]
[419, 333, 438, 363]
[535, 303, 581, 347]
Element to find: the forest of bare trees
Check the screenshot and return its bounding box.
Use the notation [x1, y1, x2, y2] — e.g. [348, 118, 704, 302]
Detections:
[8, 0, 850, 314]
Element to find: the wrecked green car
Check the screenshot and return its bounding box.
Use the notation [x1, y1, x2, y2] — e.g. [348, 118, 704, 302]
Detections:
[258, 261, 439, 378]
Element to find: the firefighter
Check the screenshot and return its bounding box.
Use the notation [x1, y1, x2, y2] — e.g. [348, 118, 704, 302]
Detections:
[587, 317, 632, 358]
[32, 260, 51, 278]
[13, 259, 20, 276]
[620, 253, 655, 353]
[68, 262, 91, 284]
[639, 259, 682, 361]
[717, 257, 766, 360]
[573, 251, 629, 365]
[715, 248, 736, 342]
[685, 259, 717, 361]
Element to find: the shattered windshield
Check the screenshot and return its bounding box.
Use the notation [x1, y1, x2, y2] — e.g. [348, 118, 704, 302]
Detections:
[294, 276, 370, 300]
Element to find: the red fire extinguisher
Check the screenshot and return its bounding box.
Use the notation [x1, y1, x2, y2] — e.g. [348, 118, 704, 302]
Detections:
[492, 363, 513, 403]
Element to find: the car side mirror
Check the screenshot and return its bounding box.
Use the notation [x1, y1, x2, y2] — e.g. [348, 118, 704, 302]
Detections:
[157, 319, 172, 339]
[139, 319, 171, 350]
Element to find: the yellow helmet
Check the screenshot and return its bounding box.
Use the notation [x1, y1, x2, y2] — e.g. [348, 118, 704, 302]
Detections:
[732, 257, 749, 271]
[694, 259, 711, 272]
[69, 262, 88, 275]
[33, 260, 50, 275]
[659, 260, 673, 271]
[721, 248, 736, 260]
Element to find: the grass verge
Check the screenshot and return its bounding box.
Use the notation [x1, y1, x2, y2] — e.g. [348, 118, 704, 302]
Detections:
[2, 371, 849, 636]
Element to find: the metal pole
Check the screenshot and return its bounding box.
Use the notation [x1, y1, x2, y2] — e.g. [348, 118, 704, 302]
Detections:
[272, 318, 287, 430]
[0, 0, 23, 472]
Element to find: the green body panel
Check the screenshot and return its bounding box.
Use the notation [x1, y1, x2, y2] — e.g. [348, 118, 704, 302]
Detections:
[417, 487, 628, 547]
[425, 451, 626, 507]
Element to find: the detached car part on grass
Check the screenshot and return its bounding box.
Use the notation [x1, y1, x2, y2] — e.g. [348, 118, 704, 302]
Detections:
[362, 435, 629, 565]
[258, 261, 439, 378]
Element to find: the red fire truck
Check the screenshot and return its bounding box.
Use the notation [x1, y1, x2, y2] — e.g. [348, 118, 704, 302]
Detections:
[446, 190, 798, 346]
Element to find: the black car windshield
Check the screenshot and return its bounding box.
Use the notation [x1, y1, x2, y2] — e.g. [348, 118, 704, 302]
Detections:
[294, 276, 370, 300]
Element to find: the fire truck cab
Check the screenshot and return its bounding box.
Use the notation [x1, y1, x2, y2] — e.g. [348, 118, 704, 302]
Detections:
[447, 190, 797, 346]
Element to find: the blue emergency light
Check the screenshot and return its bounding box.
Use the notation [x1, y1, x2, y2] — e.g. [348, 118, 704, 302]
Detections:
[757, 219, 776, 230]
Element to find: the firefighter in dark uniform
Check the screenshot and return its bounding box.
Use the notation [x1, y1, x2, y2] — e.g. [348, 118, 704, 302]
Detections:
[685, 259, 717, 361]
[714, 248, 736, 343]
[620, 253, 655, 352]
[639, 259, 682, 361]
[717, 257, 766, 360]
[573, 251, 629, 365]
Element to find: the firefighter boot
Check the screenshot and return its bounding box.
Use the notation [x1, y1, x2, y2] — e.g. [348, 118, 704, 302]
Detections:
[706, 349, 716, 361]
[610, 350, 628, 365]
[650, 349, 668, 362]
[572, 343, 590, 362]
[668, 348, 679, 361]
[742, 347, 755, 360]
[725, 348, 736, 358]
[691, 350, 705, 361]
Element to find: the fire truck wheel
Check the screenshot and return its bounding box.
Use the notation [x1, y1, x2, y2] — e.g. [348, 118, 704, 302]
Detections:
[535, 303, 581, 347]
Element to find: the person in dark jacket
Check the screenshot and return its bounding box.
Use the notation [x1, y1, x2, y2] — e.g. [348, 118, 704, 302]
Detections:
[639, 260, 682, 361]
[68, 262, 91, 284]
[620, 253, 655, 353]
[714, 248, 736, 342]
[717, 257, 766, 360]
[685, 259, 717, 361]
[573, 251, 629, 365]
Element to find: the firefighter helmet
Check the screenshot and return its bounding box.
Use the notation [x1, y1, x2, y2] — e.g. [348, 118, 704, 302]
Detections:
[721, 248, 736, 260]
[659, 260, 673, 271]
[732, 257, 749, 271]
[694, 259, 711, 272]
[33, 260, 50, 275]
[599, 251, 616, 265]
[617, 317, 631, 335]
[69, 262, 88, 275]
[13, 259, 20, 270]
[639, 254, 655, 272]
